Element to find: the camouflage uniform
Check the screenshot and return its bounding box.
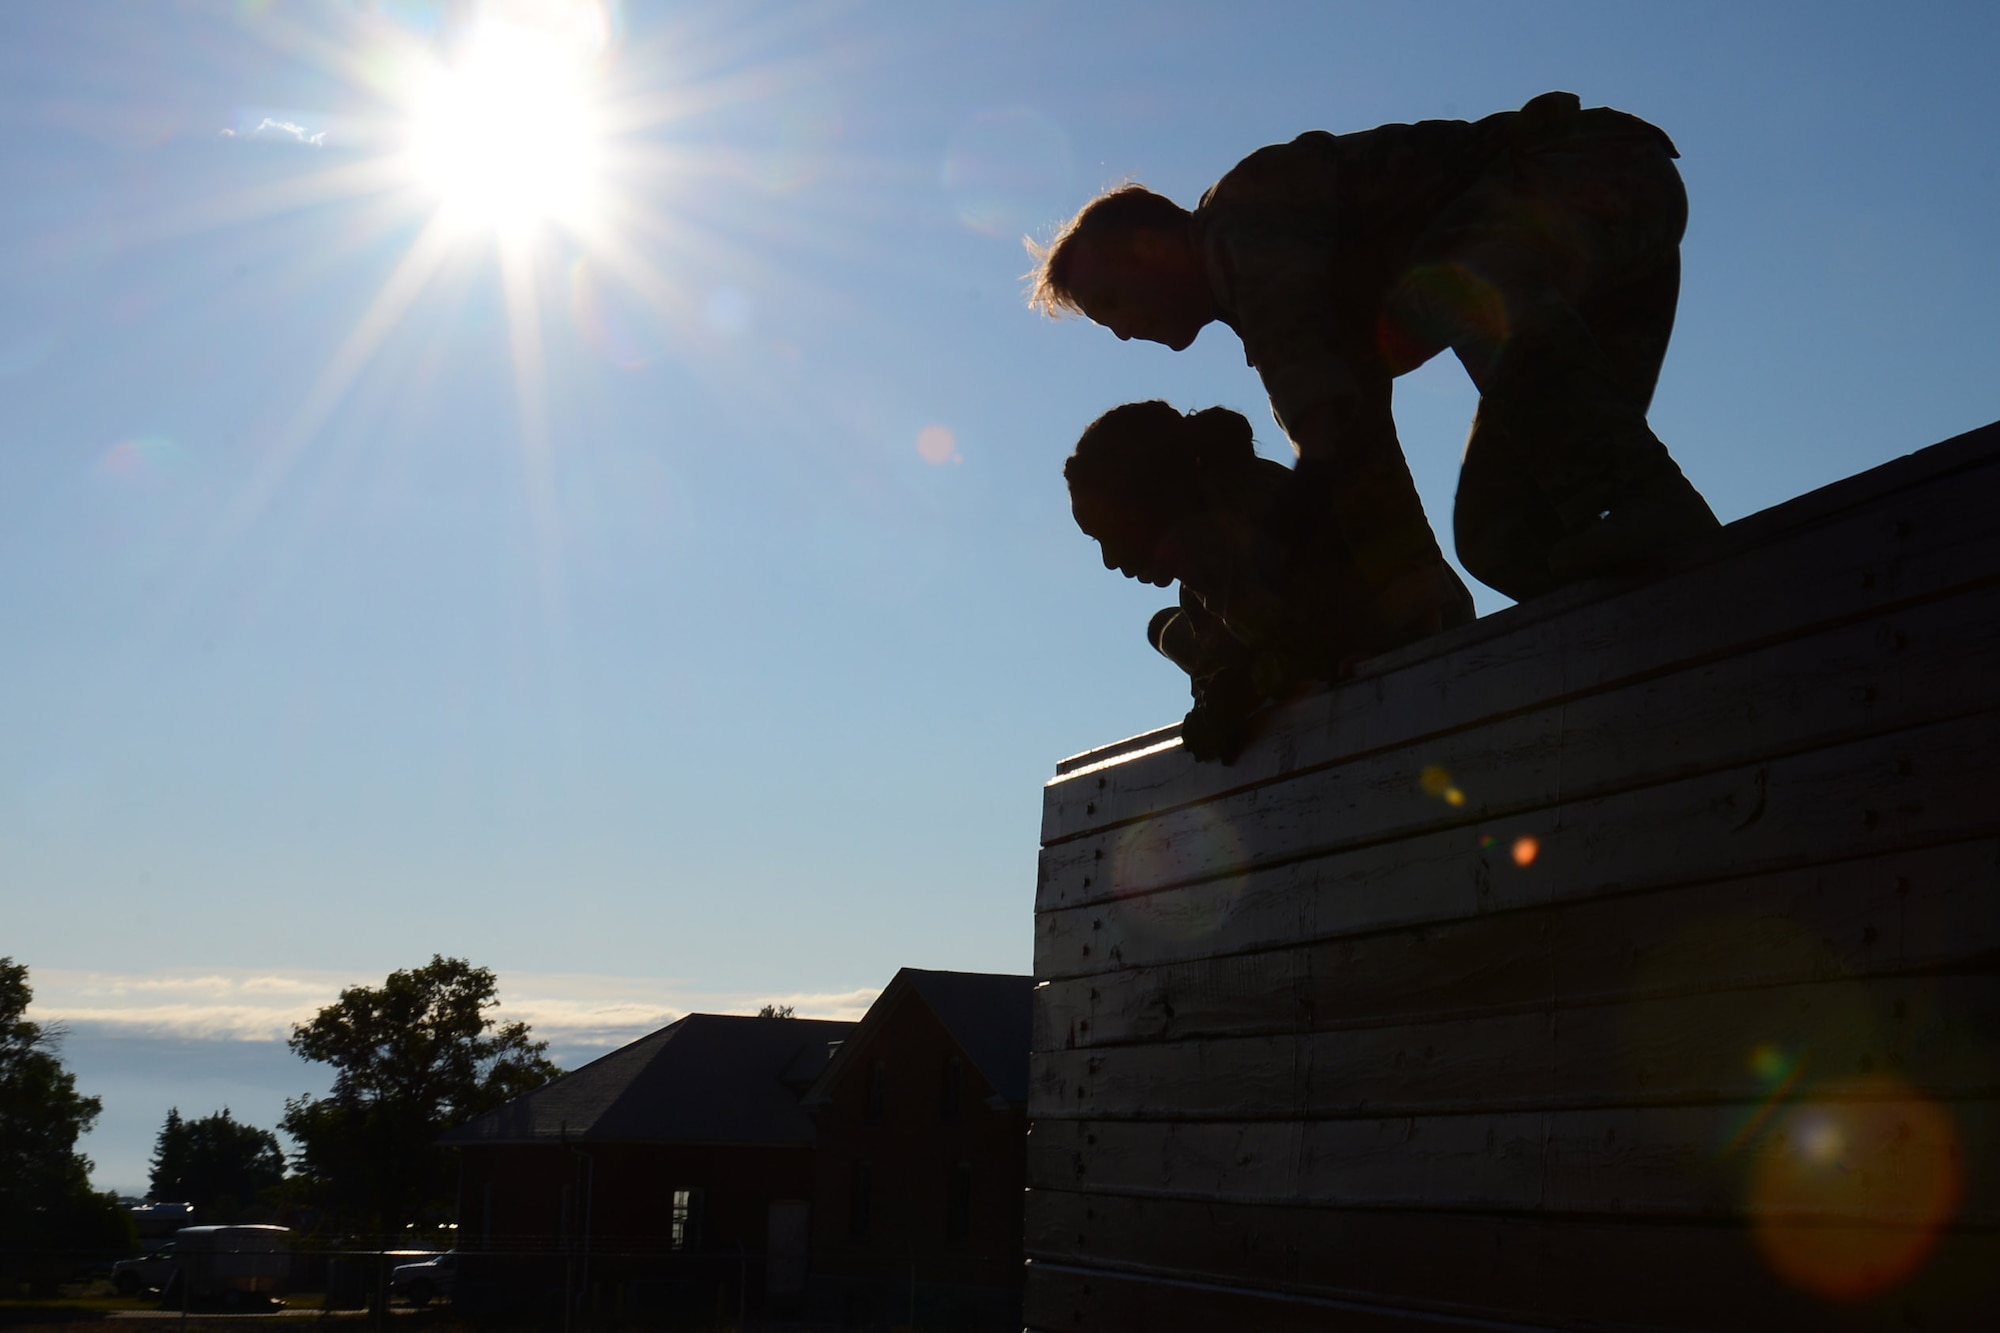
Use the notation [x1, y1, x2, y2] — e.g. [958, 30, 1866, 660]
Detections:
[1192, 91, 1717, 601]
[1142, 455, 1420, 761]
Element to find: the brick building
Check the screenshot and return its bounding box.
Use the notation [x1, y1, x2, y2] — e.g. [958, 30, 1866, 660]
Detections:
[440, 969, 1031, 1327]
[442, 1013, 852, 1322]
[802, 968, 1033, 1331]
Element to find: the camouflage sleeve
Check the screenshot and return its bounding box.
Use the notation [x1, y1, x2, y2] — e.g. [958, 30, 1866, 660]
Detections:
[1196, 135, 1360, 442]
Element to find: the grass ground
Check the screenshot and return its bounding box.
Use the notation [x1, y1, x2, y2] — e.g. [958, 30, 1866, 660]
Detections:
[0, 1281, 432, 1329]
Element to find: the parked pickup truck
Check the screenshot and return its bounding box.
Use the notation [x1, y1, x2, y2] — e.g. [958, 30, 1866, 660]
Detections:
[390, 1250, 456, 1307]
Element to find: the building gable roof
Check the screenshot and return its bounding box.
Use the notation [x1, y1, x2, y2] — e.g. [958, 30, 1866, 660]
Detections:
[806, 969, 1032, 1107]
[441, 1014, 855, 1147]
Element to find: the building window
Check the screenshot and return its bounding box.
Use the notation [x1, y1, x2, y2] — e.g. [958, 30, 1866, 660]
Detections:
[939, 1057, 963, 1122]
[946, 1161, 971, 1244]
[670, 1187, 704, 1252]
[848, 1159, 872, 1239]
[865, 1060, 886, 1123]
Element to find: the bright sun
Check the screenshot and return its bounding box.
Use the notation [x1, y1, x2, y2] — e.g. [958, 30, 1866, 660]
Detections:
[408, 14, 605, 234]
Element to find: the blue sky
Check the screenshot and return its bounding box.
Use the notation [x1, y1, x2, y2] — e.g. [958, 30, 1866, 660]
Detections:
[4, 0, 1997, 1191]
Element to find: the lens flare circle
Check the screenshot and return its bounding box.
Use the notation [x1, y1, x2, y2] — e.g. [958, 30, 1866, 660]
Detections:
[1377, 261, 1510, 375]
[1749, 1079, 1961, 1302]
[916, 425, 961, 465]
[1109, 807, 1247, 943]
[95, 436, 181, 484]
[1420, 763, 1466, 807]
[942, 106, 1074, 238]
[407, 6, 607, 234]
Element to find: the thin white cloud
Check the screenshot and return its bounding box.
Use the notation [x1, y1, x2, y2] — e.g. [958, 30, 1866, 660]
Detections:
[28, 968, 881, 1048]
[221, 118, 326, 147]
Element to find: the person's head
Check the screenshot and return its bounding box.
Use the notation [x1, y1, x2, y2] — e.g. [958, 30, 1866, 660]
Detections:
[1027, 186, 1214, 350]
[1065, 402, 1257, 585]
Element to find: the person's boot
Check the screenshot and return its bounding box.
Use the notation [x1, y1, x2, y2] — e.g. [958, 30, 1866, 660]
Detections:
[1547, 464, 1719, 583]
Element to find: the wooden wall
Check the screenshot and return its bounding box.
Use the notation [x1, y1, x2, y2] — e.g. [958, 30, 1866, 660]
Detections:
[1026, 422, 2000, 1330]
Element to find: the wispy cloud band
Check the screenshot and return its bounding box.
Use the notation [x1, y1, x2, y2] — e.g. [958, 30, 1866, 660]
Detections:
[29, 968, 880, 1048]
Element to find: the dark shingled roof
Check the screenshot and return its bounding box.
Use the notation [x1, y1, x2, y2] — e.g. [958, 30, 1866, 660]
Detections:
[441, 1014, 855, 1147]
[903, 970, 1034, 1104]
[808, 969, 1033, 1107]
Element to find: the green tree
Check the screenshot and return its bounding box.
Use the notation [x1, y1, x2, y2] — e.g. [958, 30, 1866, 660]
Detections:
[281, 955, 558, 1235]
[0, 959, 135, 1286]
[148, 1107, 286, 1222]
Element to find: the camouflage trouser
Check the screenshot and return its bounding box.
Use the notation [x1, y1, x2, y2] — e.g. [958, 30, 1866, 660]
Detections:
[1386, 109, 1717, 600]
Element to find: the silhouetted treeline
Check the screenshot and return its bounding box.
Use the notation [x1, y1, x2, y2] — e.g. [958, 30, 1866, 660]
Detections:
[147, 1107, 285, 1223]
[0, 958, 136, 1289]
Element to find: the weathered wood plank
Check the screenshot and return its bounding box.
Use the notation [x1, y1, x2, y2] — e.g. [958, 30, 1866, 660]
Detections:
[1024, 1198, 2000, 1331]
[1038, 580, 2000, 918]
[1025, 1094, 1993, 1222]
[1031, 973, 1999, 1123]
[1035, 712, 2000, 983]
[1033, 839, 2000, 1050]
[1025, 1261, 1561, 1332]
[1043, 437, 2000, 847]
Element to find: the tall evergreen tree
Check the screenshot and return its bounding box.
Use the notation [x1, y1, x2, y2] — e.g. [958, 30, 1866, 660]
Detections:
[147, 1107, 286, 1222]
[282, 955, 558, 1235]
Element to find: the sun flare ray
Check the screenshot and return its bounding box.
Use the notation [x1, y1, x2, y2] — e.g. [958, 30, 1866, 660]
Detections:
[496, 233, 567, 616]
[187, 213, 459, 590]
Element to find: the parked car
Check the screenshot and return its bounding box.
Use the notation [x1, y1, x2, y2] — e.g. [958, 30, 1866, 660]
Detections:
[390, 1250, 456, 1307]
[111, 1243, 177, 1296]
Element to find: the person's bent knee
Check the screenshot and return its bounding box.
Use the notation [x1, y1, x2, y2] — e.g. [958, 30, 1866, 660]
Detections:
[1455, 521, 1558, 603]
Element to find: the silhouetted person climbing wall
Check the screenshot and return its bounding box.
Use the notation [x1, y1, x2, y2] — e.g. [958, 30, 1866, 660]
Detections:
[1066, 401, 1453, 761]
[1033, 90, 1719, 628]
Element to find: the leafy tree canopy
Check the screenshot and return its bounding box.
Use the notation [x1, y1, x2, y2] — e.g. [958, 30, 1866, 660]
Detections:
[148, 1107, 285, 1223]
[0, 959, 134, 1270]
[756, 1003, 796, 1018]
[281, 955, 558, 1235]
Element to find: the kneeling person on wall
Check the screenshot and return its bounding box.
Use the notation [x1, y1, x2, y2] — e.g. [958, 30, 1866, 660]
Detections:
[1066, 401, 1456, 762]
[1035, 91, 1720, 622]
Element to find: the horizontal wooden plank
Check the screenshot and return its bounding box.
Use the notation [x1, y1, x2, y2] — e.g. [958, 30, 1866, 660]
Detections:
[1024, 1195, 2000, 1332]
[1026, 1093, 1995, 1223]
[1033, 840, 2000, 1050]
[1026, 1261, 1561, 1333]
[1031, 973, 2000, 1123]
[1039, 579, 2000, 918]
[1044, 442, 2000, 847]
[1054, 724, 1181, 778]
[1035, 712, 2000, 984]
